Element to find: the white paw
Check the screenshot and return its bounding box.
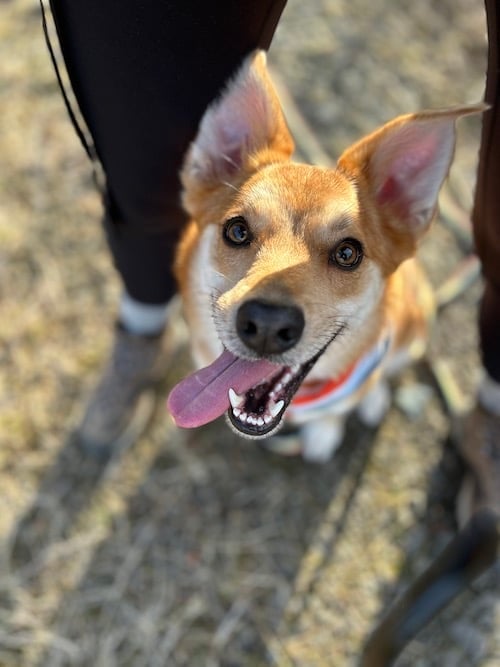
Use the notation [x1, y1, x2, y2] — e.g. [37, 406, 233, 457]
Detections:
[301, 418, 345, 463]
[357, 381, 391, 427]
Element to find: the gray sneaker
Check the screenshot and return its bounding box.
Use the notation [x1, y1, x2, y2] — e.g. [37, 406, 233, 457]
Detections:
[76, 324, 170, 458]
[456, 404, 500, 527]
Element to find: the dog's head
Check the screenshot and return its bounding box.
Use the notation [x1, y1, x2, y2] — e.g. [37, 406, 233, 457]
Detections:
[169, 50, 482, 437]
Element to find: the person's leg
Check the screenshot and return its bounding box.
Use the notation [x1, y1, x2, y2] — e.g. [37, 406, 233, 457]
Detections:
[474, 0, 500, 387]
[50, 0, 287, 306]
[457, 0, 500, 522]
[47, 0, 287, 451]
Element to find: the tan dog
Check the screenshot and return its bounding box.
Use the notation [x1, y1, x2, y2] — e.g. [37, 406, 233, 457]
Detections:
[168, 50, 481, 462]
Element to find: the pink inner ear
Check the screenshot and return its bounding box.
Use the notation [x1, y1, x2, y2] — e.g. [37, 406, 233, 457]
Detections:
[191, 68, 275, 181]
[375, 174, 413, 222]
[217, 124, 250, 173]
[376, 175, 402, 206]
[373, 122, 454, 225]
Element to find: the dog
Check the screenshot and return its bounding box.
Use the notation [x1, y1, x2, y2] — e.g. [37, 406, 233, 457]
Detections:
[167, 50, 481, 462]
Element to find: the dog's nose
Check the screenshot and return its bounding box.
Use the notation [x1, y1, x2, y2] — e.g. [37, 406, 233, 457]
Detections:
[236, 299, 305, 355]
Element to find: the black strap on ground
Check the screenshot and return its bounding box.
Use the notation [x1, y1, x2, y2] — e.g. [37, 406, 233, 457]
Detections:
[360, 508, 499, 666]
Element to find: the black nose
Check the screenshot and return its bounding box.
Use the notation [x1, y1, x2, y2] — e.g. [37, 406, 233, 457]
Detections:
[236, 299, 305, 355]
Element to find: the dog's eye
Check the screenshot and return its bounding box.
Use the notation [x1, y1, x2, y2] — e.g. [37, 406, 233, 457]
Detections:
[330, 238, 363, 270]
[223, 217, 252, 247]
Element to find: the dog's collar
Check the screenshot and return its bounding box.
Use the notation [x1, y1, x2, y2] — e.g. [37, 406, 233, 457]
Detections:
[288, 335, 391, 419]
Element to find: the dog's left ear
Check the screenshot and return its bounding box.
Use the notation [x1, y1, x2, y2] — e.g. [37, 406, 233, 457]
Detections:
[338, 105, 485, 240]
[181, 49, 294, 215]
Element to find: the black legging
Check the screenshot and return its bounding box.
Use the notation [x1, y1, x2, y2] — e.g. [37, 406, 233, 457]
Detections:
[49, 0, 287, 304]
[50, 0, 500, 381]
[473, 0, 500, 382]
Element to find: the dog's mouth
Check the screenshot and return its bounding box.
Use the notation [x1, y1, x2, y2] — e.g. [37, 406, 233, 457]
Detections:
[167, 346, 326, 439]
[225, 351, 323, 437]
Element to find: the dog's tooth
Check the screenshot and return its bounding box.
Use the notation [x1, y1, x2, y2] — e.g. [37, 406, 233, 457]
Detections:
[228, 387, 245, 409]
[264, 414, 272, 424]
[232, 407, 242, 418]
[257, 417, 265, 427]
[269, 399, 285, 419]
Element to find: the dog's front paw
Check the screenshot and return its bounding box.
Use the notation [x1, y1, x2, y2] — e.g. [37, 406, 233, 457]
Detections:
[301, 418, 345, 463]
[357, 381, 391, 427]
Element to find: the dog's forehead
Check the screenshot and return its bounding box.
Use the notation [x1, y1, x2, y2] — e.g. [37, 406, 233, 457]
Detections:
[240, 163, 359, 228]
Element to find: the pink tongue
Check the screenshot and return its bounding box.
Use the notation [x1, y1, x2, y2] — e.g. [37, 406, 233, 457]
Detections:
[167, 349, 280, 428]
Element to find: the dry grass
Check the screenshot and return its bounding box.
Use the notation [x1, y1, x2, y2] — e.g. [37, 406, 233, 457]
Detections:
[1, 1, 498, 665]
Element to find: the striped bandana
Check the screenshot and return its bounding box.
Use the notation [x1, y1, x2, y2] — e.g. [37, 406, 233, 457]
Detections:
[287, 336, 391, 421]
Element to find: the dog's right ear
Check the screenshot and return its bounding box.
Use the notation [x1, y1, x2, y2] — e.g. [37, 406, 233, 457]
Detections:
[181, 50, 294, 214]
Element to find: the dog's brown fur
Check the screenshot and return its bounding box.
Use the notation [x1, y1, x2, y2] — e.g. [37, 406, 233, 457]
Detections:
[171, 50, 482, 461]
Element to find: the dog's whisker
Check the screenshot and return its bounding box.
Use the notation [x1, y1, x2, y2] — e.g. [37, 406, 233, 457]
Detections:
[221, 180, 239, 192]
[220, 153, 239, 170]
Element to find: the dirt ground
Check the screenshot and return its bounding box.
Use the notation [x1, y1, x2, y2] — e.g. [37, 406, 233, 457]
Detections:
[0, 0, 498, 665]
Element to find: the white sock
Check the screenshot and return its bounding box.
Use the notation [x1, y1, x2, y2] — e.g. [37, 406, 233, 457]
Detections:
[478, 373, 500, 417]
[119, 292, 170, 336]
